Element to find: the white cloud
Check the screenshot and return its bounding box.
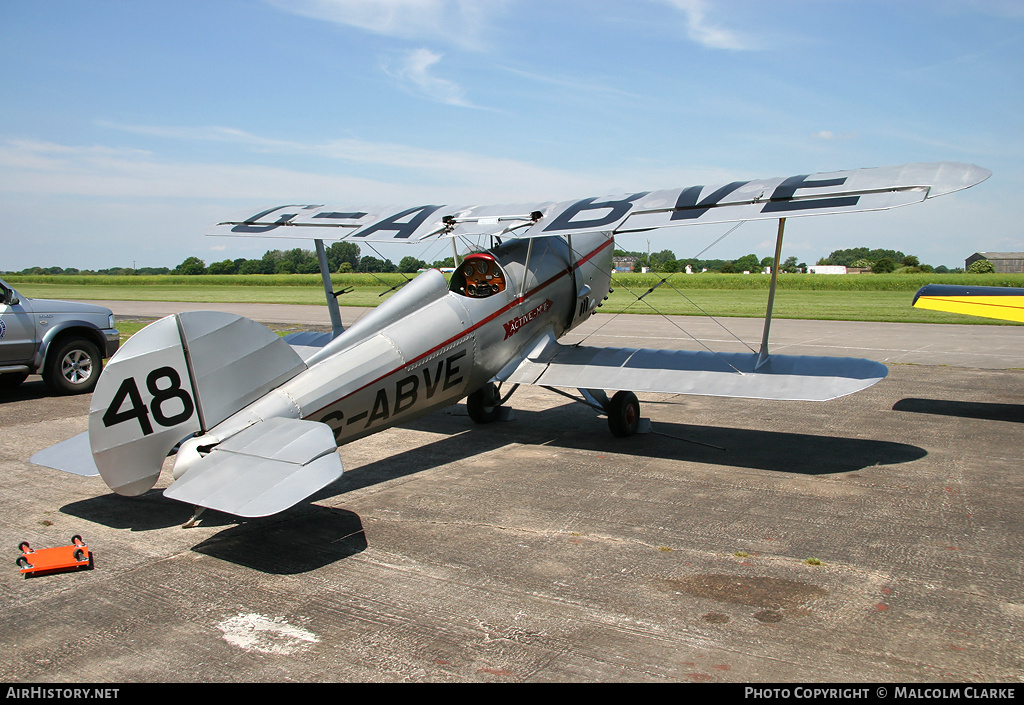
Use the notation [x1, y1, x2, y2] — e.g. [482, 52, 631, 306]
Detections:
[496, 64, 644, 102]
[0, 138, 387, 201]
[382, 48, 480, 108]
[812, 130, 860, 141]
[656, 0, 750, 50]
[0, 134, 609, 206]
[262, 0, 505, 50]
[0, 132, 740, 242]
[940, 0, 1024, 19]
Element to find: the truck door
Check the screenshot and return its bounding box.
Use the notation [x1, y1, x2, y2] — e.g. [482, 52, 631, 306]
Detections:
[0, 283, 37, 364]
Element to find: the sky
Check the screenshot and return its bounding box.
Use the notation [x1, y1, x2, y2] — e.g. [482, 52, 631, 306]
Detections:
[1, 0, 1021, 272]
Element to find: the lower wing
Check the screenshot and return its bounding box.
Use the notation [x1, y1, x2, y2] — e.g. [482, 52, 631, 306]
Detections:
[503, 336, 887, 402]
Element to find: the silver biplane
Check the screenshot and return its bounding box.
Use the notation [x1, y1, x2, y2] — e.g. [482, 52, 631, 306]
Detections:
[33, 162, 990, 521]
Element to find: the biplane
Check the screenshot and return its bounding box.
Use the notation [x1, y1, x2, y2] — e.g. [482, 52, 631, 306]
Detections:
[33, 162, 990, 522]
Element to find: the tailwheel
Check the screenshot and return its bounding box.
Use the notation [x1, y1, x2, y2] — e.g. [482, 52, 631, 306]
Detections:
[467, 382, 503, 424]
[607, 391, 640, 437]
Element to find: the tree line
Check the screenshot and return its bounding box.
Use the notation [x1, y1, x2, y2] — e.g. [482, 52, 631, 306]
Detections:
[170, 242, 447, 276]
[814, 247, 964, 274]
[7, 243, 972, 276]
[619, 249, 806, 274]
[7, 242, 454, 277]
[622, 246, 966, 274]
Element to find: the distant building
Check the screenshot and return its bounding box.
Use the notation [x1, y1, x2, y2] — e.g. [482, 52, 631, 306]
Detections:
[966, 252, 1024, 273]
[613, 256, 638, 273]
[807, 265, 847, 274]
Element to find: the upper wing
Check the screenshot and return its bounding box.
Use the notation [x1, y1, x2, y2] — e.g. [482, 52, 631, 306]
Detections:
[207, 162, 990, 243]
[913, 284, 1024, 323]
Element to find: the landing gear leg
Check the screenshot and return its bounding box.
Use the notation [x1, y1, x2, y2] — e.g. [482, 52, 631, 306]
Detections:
[183, 506, 206, 529]
[467, 382, 503, 424]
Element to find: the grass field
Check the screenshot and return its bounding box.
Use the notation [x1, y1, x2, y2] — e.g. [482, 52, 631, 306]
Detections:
[7, 271, 1024, 325]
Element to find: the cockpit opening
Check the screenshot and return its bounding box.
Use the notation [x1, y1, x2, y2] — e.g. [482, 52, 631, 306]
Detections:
[450, 253, 507, 298]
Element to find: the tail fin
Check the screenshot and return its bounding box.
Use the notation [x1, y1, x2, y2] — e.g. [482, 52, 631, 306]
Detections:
[87, 312, 306, 496]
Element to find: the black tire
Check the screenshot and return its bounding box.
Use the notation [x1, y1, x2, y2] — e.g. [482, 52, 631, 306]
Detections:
[467, 383, 502, 424]
[72, 535, 83, 546]
[43, 337, 102, 395]
[16, 556, 30, 569]
[74, 549, 85, 561]
[607, 391, 640, 437]
[18, 541, 30, 553]
[0, 373, 28, 390]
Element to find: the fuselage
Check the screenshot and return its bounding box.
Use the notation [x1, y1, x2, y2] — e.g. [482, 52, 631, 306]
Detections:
[199, 232, 614, 451]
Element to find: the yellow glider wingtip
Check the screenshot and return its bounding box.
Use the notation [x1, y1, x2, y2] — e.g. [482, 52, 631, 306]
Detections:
[913, 284, 1024, 323]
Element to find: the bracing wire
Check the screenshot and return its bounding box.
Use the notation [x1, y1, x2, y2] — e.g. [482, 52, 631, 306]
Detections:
[565, 223, 758, 373]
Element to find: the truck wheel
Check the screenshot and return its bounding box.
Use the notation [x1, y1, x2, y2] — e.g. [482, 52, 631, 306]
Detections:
[44, 338, 102, 395]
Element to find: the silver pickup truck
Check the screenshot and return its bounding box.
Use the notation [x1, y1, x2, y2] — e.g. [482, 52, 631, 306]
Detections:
[0, 278, 120, 394]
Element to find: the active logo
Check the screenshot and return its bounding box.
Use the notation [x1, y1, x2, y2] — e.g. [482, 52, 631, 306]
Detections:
[503, 299, 553, 340]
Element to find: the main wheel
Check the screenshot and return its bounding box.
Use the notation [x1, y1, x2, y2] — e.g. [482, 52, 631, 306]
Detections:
[467, 382, 502, 424]
[43, 337, 101, 395]
[607, 391, 640, 437]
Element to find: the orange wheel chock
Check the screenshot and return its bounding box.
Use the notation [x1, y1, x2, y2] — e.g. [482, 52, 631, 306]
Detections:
[17, 535, 93, 577]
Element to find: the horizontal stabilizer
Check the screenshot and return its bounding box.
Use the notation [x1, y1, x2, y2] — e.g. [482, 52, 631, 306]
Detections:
[505, 343, 888, 401]
[30, 432, 99, 477]
[164, 417, 343, 517]
[283, 330, 336, 361]
[913, 284, 1024, 323]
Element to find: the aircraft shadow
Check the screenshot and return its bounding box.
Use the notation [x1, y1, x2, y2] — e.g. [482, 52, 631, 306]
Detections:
[59, 401, 924, 574]
[316, 401, 927, 507]
[551, 421, 926, 474]
[893, 398, 1024, 423]
[61, 489, 200, 532]
[61, 491, 368, 575]
[190, 508, 367, 575]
